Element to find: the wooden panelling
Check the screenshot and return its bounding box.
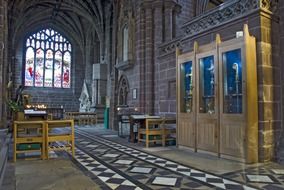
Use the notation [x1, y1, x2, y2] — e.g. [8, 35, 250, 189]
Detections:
[178, 114, 195, 148]
[197, 118, 218, 152]
[220, 117, 244, 158]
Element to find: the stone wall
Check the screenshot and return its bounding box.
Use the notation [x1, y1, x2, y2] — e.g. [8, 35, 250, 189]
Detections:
[0, 0, 8, 127]
[175, 0, 195, 38]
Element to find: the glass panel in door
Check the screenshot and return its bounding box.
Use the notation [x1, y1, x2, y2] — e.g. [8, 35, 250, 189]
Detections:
[199, 56, 215, 114]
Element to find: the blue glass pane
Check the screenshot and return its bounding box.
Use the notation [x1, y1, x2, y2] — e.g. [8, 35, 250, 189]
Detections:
[199, 56, 215, 114]
[181, 61, 193, 113]
[223, 49, 242, 113]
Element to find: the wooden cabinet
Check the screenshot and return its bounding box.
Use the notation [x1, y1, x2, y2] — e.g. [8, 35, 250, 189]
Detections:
[176, 24, 258, 163]
[13, 120, 75, 161]
[13, 121, 45, 162]
[45, 120, 75, 159]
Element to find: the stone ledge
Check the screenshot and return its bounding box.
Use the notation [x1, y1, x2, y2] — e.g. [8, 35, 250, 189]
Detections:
[115, 60, 134, 70]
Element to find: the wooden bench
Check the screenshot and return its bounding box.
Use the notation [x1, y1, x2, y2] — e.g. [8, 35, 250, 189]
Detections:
[65, 112, 97, 125]
[45, 120, 75, 159]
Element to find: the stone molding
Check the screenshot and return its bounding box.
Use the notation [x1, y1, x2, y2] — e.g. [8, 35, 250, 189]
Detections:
[158, 0, 277, 57]
[158, 38, 181, 57]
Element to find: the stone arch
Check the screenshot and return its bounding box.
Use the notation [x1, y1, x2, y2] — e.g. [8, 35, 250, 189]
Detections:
[116, 0, 135, 70]
[117, 75, 129, 106]
[196, 0, 225, 15]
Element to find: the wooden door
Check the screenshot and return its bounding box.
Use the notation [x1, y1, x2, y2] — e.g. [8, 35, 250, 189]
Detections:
[177, 52, 196, 148]
[219, 42, 246, 159]
[196, 51, 219, 153]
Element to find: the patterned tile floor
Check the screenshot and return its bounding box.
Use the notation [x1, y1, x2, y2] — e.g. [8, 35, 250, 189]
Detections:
[67, 127, 284, 190]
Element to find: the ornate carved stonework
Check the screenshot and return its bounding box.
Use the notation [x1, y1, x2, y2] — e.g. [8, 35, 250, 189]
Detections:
[117, 75, 129, 106]
[158, 0, 277, 57]
[158, 38, 181, 56]
[182, 0, 259, 37]
[116, 0, 135, 70]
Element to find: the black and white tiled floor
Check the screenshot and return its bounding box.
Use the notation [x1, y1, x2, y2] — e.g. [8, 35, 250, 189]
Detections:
[75, 148, 143, 190]
[74, 132, 215, 189]
[222, 164, 284, 190]
[67, 127, 284, 190]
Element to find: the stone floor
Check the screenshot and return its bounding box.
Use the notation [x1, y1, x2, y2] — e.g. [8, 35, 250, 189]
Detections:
[74, 126, 284, 190]
[15, 158, 102, 190]
[3, 125, 284, 190]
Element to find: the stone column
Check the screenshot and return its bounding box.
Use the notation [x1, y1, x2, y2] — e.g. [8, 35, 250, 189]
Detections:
[276, 0, 284, 163]
[92, 63, 107, 107]
[0, 0, 8, 128]
[136, 4, 146, 113]
[85, 44, 93, 85]
[110, 1, 119, 130]
[144, 3, 154, 114]
[257, 10, 281, 162]
[153, 1, 163, 113]
[164, 0, 176, 42]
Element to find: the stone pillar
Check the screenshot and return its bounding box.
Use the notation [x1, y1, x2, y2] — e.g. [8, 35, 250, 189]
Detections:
[276, 0, 284, 163]
[0, 0, 8, 128]
[110, 1, 119, 130]
[257, 11, 281, 162]
[153, 1, 163, 114]
[136, 4, 146, 113]
[85, 44, 93, 85]
[144, 4, 154, 114]
[164, 0, 176, 42]
[92, 63, 107, 107]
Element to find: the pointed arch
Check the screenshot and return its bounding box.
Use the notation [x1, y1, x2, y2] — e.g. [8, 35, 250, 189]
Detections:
[196, 0, 225, 15]
[24, 28, 72, 88]
[117, 75, 129, 106]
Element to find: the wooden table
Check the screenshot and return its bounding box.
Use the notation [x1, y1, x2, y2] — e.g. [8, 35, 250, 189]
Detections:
[130, 115, 176, 148]
[129, 115, 161, 144]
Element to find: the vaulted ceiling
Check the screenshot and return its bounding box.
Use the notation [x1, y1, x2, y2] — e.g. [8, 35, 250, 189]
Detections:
[8, 0, 113, 47]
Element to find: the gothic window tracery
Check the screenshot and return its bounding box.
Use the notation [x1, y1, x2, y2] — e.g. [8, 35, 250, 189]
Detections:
[118, 76, 129, 106]
[24, 28, 71, 88]
[116, 1, 134, 70]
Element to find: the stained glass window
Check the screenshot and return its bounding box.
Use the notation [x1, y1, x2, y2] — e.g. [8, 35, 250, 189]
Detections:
[24, 28, 71, 88]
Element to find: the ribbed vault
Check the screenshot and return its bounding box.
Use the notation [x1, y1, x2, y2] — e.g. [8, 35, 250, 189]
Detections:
[8, 0, 112, 50]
